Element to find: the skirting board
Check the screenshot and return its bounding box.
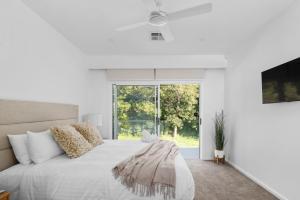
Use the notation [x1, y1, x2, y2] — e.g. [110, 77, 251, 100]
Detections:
[227, 160, 288, 200]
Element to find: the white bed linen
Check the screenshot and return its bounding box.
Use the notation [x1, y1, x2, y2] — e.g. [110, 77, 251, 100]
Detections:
[0, 164, 33, 200]
[0, 140, 194, 200]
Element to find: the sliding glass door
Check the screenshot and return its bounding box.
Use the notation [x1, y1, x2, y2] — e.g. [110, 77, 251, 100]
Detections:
[159, 84, 200, 149]
[113, 83, 200, 152]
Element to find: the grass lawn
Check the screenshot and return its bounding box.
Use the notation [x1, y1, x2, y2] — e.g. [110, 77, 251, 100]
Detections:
[118, 134, 141, 141]
[118, 133, 199, 148]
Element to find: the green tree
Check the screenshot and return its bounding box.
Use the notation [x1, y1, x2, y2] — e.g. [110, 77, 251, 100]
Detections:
[160, 84, 199, 137]
[117, 86, 155, 135]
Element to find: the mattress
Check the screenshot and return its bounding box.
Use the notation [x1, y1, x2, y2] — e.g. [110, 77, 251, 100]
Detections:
[0, 140, 195, 200]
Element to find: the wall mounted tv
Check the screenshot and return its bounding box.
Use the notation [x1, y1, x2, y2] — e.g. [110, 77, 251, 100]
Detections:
[262, 57, 300, 104]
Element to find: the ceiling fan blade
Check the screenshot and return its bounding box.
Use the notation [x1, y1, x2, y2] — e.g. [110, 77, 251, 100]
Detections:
[116, 21, 148, 31]
[168, 3, 212, 21]
[159, 25, 174, 42]
[142, 0, 159, 11]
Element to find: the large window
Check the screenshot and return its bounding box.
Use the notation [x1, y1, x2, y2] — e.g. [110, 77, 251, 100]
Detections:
[113, 83, 200, 148]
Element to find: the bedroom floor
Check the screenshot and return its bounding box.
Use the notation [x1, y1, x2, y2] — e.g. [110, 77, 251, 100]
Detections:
[186, 160, 278, 200]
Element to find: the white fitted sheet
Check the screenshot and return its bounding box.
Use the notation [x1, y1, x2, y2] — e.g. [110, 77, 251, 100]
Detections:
[0, 140, 194, 200]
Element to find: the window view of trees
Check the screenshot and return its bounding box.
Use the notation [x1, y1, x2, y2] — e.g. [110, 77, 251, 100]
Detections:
[160, 84, 199, 147]
[116, 84, 200, 147]
[117, 86, 156, 137]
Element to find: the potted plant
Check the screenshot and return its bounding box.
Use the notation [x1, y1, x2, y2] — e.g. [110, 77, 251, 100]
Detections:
[214, 110, 225, 160]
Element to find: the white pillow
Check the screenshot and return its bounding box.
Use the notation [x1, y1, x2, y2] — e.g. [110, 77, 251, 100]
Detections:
[141, 129, 158, 143]
[8, 134, 32, 165]
[27, 130, 63, 164]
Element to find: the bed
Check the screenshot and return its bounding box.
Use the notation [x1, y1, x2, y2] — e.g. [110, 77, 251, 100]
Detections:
[0, 99, 195, 200]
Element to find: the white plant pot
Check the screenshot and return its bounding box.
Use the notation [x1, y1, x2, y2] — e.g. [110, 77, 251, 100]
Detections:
[214, 150, 225, 158]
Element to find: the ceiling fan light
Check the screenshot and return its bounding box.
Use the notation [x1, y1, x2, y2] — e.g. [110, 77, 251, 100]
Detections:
[149, 11, 168, 26]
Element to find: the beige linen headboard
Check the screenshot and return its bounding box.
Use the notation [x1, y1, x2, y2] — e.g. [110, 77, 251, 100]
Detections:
[0, 99, 78, 171]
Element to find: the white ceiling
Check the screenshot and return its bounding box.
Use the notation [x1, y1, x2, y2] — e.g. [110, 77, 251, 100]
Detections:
[23, 0, 294, 55]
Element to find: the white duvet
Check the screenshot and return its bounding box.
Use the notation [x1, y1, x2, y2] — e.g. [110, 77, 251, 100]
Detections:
[0, 140, 194, 200]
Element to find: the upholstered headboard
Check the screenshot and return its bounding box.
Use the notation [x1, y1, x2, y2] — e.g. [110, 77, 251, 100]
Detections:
[0, 99, 78, 171]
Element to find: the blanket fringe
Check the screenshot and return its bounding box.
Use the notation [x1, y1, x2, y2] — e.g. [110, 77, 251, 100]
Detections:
[112, 169, 176, 200]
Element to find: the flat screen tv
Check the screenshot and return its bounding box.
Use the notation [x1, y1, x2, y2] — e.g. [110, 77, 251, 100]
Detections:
[262, 57, 300, 104]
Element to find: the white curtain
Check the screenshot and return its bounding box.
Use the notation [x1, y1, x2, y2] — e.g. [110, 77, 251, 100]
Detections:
[106, 69, 154, 81]
[155, 69, 205, 80]
[106, 69, 206, 81]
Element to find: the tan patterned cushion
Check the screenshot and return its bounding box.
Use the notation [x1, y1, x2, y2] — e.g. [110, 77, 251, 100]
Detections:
[51, 125, 93, 158]
[71, 123, 103, 147]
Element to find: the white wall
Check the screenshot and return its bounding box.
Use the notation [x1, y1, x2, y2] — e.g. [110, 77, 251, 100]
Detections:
[87, 69, 225, 159]
[0, 0, 88, 116]
[87, 70, 110, 138]
[201, 69, 224, 160]
[87, 55, 227, 69]
[225, 1, 300, 199]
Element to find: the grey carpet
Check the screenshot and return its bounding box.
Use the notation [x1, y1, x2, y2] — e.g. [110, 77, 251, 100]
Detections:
[186, 160, 278, 200]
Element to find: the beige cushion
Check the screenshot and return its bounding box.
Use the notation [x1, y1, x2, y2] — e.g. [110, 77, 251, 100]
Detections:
[51, 126, 92, 158]
[71, 123, 103, 147]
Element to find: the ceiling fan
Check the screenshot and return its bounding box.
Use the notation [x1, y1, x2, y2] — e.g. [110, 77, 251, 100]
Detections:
[116, 0, 212, 42]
